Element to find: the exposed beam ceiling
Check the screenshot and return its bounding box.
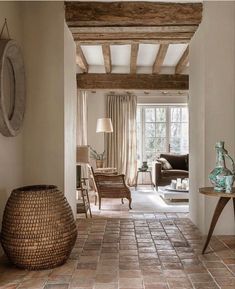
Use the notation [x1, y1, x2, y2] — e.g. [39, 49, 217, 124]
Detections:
[77, 74, 189, 90]
[153, 44, 169, 74]
[130, 44, 139, 74]
[76, 45, 88, 73]
[175, 46, 189, 74]
[102, 44, 112, 73]
[65, 2, 202, 45]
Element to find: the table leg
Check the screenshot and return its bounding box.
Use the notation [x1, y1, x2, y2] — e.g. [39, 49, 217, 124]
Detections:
[202, 197, 230, 254]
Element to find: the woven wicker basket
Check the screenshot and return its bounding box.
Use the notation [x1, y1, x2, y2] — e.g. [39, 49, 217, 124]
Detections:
[0, 185, 77, 270]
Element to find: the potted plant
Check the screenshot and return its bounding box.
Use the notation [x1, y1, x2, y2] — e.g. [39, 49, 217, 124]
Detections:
[90, 147, 105, 168]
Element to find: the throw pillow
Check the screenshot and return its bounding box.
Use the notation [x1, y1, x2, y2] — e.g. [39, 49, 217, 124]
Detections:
[157, 157, 172, 170]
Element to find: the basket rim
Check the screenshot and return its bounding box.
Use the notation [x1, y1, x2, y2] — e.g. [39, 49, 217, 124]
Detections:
[13, 185, 58, 192]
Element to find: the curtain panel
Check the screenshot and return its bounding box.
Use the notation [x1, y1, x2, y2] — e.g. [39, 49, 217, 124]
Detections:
[77, 90, 88, 146]
[106, 94, 137, 186]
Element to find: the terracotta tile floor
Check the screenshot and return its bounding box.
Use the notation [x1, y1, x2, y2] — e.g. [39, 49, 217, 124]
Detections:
[0, 213, 235, 289]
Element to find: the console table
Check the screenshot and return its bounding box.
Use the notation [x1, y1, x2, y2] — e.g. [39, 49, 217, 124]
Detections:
[199, 187, 235, 254]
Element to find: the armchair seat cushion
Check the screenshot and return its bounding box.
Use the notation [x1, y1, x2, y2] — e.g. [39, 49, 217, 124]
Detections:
[162, 169, 188, 178]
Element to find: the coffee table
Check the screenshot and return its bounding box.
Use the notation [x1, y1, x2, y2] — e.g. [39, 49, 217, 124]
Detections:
[158, 186, 189, 200]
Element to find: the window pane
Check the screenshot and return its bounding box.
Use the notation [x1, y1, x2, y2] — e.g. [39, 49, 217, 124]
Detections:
[156, 123, 166, 137]
[181, 123, 188, 138]
[145, 151, 156, 163]
[137, 107, 141, 122]
[156, 108, 166, 122]
[182, 107, 188, 122]
[171, 107, 181, 122]
[156, 138, 166, 152]
[171, 123, 181, 137]
[145, 138, 156, 150]
[170, 137, 181, 153]
[145, 108, 155, 122]
[145, 123, 155, 137]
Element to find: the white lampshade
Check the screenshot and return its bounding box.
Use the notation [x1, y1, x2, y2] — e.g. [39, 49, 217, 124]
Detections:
[96, 118, 113, 133]
[76, 146, 90, 164]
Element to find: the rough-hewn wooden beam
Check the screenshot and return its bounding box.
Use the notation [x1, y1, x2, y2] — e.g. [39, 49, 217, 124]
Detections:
[130, 44, 139, 74]
[77, 74, 189, 90]
[69, 26, 198, 35]
[153, 44, 169, 74]
[66, 2, 202, 45]
[175, 46, 189, 74]
[73, 32, 194, 42]
[76, 45, 88, 73]
[76, 39, 189, 45]
[102, 44, 112, 73]
[65, 2, 202, 27]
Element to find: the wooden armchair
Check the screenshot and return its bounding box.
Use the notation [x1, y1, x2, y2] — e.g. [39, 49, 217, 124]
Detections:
[90, 167, 132, 210]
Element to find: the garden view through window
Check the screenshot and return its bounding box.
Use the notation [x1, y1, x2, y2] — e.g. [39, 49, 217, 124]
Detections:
[137, 104, 189, 168]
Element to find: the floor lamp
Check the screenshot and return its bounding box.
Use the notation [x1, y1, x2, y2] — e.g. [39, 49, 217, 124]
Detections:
[96, 118, 113, 167]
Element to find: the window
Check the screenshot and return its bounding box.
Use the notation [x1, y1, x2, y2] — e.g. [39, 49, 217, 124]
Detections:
[137, 105, 189, 167]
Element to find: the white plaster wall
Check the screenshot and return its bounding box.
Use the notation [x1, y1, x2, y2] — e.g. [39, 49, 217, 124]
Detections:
[190, 1, 235, 235]
[22, 2, 65, 190]
[0, 1, 24, 256]
[64, 23, 77, 216]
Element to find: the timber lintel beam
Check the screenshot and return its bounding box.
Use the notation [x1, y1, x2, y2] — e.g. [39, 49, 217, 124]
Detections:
[77, 73, 189, 90]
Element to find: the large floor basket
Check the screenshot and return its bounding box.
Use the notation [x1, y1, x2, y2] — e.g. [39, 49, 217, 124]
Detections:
[0, 185, 77, 270]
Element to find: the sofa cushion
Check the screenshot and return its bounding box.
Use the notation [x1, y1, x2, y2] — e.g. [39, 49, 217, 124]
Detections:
[157, 157, 172, 170]
[160, 153, 189, 171]
[162, 169, 188, 178]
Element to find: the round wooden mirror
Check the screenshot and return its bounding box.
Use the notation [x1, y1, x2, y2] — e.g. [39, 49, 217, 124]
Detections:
[0, 39, 25, 137]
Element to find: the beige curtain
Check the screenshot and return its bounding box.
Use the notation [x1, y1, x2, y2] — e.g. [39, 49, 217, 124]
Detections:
[106, 94, 137, 186]
[77, 90, 87, 146]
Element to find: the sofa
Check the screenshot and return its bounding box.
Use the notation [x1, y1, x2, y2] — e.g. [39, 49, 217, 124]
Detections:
[152, 153, 189, 187]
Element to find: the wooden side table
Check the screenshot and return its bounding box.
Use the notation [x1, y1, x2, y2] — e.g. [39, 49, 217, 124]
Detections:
[199, 187, 235, 254]
[135, 170, 155, 189]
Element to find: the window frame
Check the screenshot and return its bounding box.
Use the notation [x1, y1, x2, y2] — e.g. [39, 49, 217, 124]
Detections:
[137, 103, 189, 167]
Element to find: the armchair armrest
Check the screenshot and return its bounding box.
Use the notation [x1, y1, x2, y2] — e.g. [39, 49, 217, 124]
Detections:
[152, 161, 162, 186]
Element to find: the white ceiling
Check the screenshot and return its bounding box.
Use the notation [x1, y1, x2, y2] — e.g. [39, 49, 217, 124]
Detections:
[79, 43, 189, 74]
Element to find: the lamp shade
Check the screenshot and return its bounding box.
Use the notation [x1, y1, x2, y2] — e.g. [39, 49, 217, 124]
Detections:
[76, 145, 90, 164]
[96, 118, 113, 133]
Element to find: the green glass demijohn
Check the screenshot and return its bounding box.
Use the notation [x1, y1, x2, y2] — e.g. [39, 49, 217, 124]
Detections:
[209, 141, 235, 192]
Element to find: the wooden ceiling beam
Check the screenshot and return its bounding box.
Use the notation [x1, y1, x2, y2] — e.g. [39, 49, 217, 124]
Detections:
[65, 2, 202, 27]
[75, 39, 189, 45]
[76, 45, 88, 73]
[65, 2, 202, 45]
[102, 44, 112, 73]
[153, 44, 169, 74]
[69, 26, 198, 34]
[77, 74, 188, 90]
[130, 44, 139, 74]
[73, 32, 194, 41]
[175, 46, 189, 74]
